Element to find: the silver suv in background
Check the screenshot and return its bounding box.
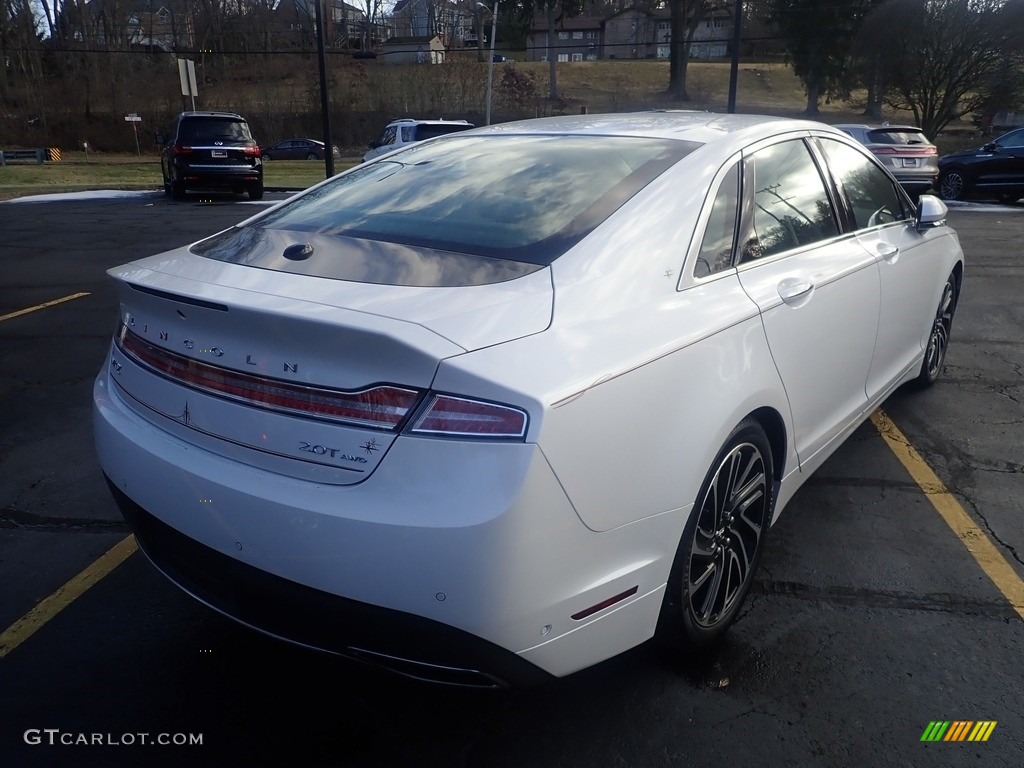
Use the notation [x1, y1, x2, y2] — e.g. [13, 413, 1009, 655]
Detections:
[363, 118, 474, 162]
[834, 123, 939, 196]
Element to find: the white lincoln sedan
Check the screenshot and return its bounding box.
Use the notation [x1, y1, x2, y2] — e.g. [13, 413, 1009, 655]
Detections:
[93, 112, 964, 687]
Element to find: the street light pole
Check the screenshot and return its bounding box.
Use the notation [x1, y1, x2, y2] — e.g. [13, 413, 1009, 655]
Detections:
[479, 0, 499, 125]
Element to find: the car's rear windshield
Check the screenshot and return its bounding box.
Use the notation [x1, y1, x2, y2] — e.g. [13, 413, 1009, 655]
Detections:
[228, 134, 697, 266]
[179, 118, 253, 145]
[866, 129, 930, 145]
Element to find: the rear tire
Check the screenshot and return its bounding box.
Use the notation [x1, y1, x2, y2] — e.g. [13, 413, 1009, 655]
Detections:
[305, 152, 318, 160]
[659, 419, 773, 650]
[170, 179, 186, 201]
[247, 182, 264, 201]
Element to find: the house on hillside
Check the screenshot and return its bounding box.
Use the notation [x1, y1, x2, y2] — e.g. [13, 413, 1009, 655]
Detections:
[528, 6, 731, 62]
[63, 0, 194, 52]
[391, 0, 470, 47]
[526, 15, 603, 62]
[125, 2, 194, 52]
[281, 0, 385, 50]
[382, 35, 446, 64]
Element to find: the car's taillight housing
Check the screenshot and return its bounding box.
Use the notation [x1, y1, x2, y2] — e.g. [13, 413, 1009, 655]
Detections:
[871, 146, 937, 156]
[243, 146, 261, 157]
[408, 394, 528, 439]
[172, 145, 192, 156]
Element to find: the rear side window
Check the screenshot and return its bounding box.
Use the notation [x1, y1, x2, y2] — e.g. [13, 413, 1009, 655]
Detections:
[742, 139, 839, 261]
[694, 163, 739, 278]
[818, 139, 911, 229]
[178, 118, 252, 145]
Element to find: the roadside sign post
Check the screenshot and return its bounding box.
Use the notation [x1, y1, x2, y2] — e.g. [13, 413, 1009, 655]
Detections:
[177, 59, 198, 111]
[124, 113, 142, 157]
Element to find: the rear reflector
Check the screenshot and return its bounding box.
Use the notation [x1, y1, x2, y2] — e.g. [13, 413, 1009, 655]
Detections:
[117, 326, 420, 430]
[571, 586, 639, 621]
[409, 394, 528, 439]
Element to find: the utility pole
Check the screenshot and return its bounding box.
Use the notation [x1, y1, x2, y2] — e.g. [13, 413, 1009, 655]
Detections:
[314, 0, 335, 177]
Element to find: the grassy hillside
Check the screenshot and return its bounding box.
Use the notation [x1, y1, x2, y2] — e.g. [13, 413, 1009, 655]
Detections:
[1, 58, 983, 200]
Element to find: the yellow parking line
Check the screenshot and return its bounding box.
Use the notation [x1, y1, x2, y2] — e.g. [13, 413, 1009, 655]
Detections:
[871, 410, 1024, 620]
[0, 292, 90, 323]
[0, 535, 137, 660]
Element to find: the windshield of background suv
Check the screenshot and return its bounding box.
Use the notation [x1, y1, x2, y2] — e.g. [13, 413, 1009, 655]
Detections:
[239, 134, 697, 265]
[179, 118, 253, 145]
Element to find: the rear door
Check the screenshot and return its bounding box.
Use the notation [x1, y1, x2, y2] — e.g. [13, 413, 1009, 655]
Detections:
[736, 136, 881, 469]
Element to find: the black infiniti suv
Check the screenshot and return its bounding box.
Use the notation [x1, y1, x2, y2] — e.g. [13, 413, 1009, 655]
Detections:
[158, 111, 263, 200]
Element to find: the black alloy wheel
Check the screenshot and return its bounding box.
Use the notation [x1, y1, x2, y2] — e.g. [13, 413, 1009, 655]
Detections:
[661, 419, 773, 649]
[938, 169, 966, 201]
[916, 273, 957, 387]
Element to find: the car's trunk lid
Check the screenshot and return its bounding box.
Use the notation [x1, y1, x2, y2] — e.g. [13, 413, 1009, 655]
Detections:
[105, 245, 552, 484]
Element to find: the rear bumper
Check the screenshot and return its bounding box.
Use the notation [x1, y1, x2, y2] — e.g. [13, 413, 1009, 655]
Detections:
[893, 174, 937, 193]
[109, 481, 550, 688]
[173, 162, 262, 188]
[93, 365, 677, 684]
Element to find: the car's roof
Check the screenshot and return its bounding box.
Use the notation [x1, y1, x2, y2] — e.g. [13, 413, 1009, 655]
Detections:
[178, 111, 246, 120]
[388, 118, 472, 126]
[834, 123, 925, 132]
[480, 111, 845, 146]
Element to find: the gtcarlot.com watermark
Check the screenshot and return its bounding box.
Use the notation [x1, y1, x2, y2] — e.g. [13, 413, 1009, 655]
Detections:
[24, 728, 203, 747]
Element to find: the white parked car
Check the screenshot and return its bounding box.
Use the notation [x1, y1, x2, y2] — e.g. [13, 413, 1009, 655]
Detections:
[362, 118, 474, 162]
[93, 112, 964, 687]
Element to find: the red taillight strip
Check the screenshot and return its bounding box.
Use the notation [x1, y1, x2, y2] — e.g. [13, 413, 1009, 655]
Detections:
[409, 394, 528, 439]
[871, 146, 936, 155]
[117, 327, 420, 430]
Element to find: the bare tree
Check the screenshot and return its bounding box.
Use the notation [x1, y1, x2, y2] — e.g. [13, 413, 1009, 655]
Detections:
[666, 0, 715, 101]
[876, 0, 1018, 137]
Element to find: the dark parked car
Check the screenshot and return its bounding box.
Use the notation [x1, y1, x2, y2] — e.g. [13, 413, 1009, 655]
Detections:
[261, 138, 340, 161]
[937, 126, 1024, 203]
[158, 111, 263, 201]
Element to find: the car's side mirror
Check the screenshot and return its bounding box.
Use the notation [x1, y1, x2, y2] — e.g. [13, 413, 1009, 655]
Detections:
[983, 142, 998, 151]
[155, 133, 166, 145]
[916, 194, 948, 232]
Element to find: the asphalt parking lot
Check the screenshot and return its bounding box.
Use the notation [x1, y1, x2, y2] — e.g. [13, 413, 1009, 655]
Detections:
[0, 192, 1022, 767]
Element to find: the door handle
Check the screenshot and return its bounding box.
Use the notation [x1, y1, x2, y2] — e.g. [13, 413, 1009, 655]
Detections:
[877, 243, 900, 262]
[778, 278, 814, 304]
